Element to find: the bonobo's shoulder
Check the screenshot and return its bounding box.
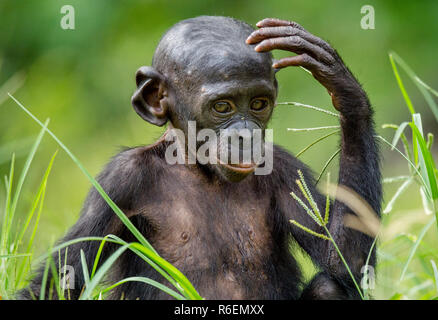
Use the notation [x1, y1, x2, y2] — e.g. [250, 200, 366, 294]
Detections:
[99, 140, 168, 180]
[272, 144, 305, 169]
[271, 144, 314, 180]
[84, 141, 169, 210]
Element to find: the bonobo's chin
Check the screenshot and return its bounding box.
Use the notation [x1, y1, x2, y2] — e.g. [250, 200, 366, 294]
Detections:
[216, 162, 257, 182]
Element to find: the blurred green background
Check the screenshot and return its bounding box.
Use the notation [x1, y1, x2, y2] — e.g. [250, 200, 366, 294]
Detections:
[1, 0, 437, 299]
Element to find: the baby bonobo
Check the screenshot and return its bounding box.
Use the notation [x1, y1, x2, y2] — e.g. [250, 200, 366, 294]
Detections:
[19, 16, 380, 300]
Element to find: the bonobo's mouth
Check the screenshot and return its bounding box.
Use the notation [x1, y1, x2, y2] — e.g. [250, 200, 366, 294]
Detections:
[218, 160, 257, 174]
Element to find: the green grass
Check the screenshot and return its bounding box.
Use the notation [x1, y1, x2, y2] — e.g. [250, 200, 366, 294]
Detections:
[290, 170, 365, 299]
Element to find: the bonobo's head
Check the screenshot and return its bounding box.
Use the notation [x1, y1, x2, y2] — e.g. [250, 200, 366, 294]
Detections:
[132, 16, 277, 182]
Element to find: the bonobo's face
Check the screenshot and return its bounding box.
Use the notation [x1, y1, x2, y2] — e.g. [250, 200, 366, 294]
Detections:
[180, 53, 277, 182]
[131, 17, 277, 182]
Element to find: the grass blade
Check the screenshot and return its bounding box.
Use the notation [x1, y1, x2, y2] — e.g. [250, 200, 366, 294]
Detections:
[1, 119, 49, 291]
[295, 130, 340, 158]
[389, 53, 415, 115]
[416, 77, 438, 97]
[383, 124, 414, 171]
[383, 176, 411, 183]
[0, 253, 30, 259]
[1, 154, 15, 255]
[276, 101, 340, 117]
[16, 150, 57, 247]
[80, 243, 132, 300]
[410, 123, 438, 199]
[383, 177, 413, 214]
[15, 151, 58, 287]
[90, 236, 110, 279]
[431, 260, 438, 294]
[98, 276, 186, 300]
[420, 186, 434, 215]
[289, 220, 329, 240]
[287, 125, 340, 132]
[0, 154, 15, 297]
[0, 71, 25, 106]
[80, 249, 90, 290]
[9, 118, 50, 219]
[391, 122, 410, 150]
[399, 217, 436, 281]
[390, 51, 438, 123]
[316, 148, 341, 185]
[377, 135, 432, 200]
[130, 242, 202, 300]
[39, 244, 55, 300]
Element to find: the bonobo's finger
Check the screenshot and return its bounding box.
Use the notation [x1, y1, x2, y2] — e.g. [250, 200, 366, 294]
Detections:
[254, 36, 334, 64]
[273, 54, 324, 71]
[246, 26, 301, 44]
[246, 26, 333, 53]
[247, 26, 328, 50]
[254, 20, 335, 55]
[256, 18, 305, 31]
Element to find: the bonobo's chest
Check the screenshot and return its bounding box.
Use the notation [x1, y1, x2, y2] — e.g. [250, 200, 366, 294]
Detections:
[139, 164, 274, 271]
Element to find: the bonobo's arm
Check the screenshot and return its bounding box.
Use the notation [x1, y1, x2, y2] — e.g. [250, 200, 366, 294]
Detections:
[247, 18, 381, 299]
[17, 148, 148, 299]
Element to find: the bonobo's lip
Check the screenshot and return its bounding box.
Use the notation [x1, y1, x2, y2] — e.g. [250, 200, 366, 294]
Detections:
[218, 160, 257, 174]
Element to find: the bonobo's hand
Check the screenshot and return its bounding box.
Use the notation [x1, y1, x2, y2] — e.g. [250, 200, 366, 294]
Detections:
[246, 18, 367, 113]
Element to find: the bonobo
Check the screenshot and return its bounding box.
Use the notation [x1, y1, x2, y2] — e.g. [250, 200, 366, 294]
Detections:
[19, 16, 381, 300]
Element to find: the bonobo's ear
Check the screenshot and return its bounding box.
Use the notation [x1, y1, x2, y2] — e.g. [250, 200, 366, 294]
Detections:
[131, 66, 169, 126]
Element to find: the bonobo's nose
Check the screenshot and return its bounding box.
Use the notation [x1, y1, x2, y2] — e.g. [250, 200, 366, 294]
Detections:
[219, 118, 265, 166]
[224, 121, 257, 152]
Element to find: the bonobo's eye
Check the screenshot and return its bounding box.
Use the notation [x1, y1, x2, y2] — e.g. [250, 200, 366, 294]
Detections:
[213, 100, 233, 114]
[250, 98, 269, 111]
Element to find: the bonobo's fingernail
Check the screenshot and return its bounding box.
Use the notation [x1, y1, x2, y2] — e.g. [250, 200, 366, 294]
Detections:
[272, 63, 278, 68]
[245, 38, 251, 44]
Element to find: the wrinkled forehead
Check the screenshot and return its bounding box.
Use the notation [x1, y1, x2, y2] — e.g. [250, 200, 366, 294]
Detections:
[178, 48, 275, 88]
[200, 49, 272, 82]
